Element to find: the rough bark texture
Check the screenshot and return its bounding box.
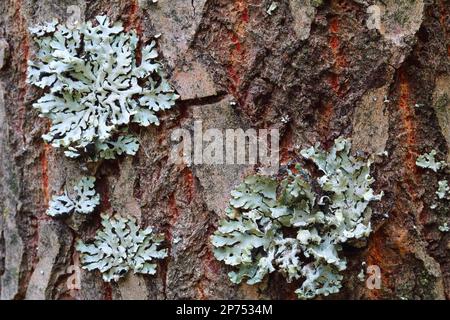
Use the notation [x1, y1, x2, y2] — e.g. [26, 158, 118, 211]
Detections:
[0, 0, 449, 300]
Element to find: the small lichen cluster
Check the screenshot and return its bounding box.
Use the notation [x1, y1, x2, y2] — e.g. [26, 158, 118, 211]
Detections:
[438, 223, 449, 233]
[415, 150, 449, 233]
[47, 176, 99, 217]
[211, 138, 382, 299]
[416, 150, 446, 172]
[436, 180, 449, 200]
[27, 16, 179, 160]
[415, 151, 449, 202]
[76, 214, 168, 282]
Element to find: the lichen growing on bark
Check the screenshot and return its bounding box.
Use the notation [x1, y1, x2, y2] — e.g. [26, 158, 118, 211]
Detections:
[47, 176, 99, 217]
[76, 214, 168, 282]
[211, 138, 382, 299]
[27, 15, 179, 160]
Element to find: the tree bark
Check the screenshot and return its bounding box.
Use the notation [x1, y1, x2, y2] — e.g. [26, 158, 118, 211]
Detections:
[0, 0, 449, 300]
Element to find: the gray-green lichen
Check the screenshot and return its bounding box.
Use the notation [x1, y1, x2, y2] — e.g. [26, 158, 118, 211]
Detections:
[416, 152, 449, 206]
[438, 223, 449, 233]
[211, 138, 382, 299]
[266, 2, 279, 15]
[436, 180, 449, 200]
[47, 176, 99, 217]
[416, 150, 446, 172]
[27, 16, 179, 160]
[76, 214, 168, 282]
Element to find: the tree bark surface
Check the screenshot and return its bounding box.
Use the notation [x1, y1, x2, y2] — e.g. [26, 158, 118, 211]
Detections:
[0, 0, 449, 300]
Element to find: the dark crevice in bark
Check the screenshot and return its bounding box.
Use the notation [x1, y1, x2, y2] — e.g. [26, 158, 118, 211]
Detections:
[177, 91, 228, 107]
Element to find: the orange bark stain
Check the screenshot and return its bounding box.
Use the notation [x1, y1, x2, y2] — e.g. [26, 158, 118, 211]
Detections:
[366, 219, 415, 299]
[124, 0, 143, 63]
[390, 72, 424, 228]
[40, 143, 51, 206]
[366, 71, 424, 299]
[330, 17, 339, 33]
[398, 72, 419, 185]
[125, 0, 142, 34]
[328, 17, 346, 70]
[398, 72, 431, 225]
[181, 168, 196, 203]
[196, 282, 207, 300]
[241, 6, 249, 23]
[327, 73, 340, 95]
[366, 230, 391, 299]
[227, 31, 244, 94]
[318, 16, 348, 142]
[227, 65, 240, 91]
[226, 0, 250, 101]
[330, 35, 339, 52]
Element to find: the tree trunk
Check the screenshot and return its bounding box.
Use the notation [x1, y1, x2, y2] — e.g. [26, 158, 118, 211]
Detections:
[0, 0, 449, 300]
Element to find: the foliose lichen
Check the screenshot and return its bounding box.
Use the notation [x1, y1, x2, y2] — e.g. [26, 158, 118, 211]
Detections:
[415, 151, 449, 207]
[415, 150, 446, 172]
[27, 16, 179, 160]
[436, 180, 449, 200]
[47, 176, 99, 217]
[76, 214, 168, 282]
[211, 138, 382, 299]
[438, 223, 449, 233]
